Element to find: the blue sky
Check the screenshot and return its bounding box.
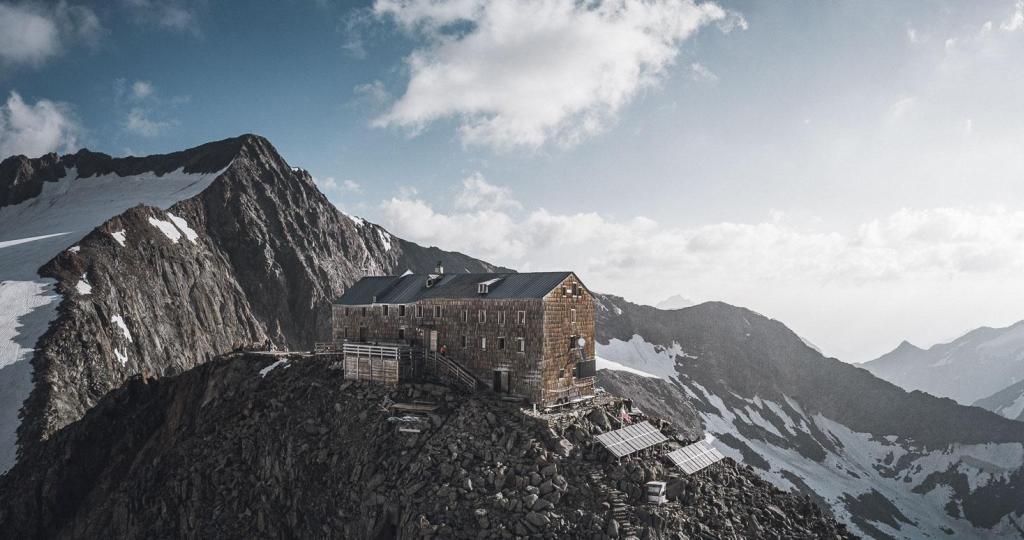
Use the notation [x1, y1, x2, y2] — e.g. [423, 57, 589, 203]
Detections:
[4, 0, 1024, 362]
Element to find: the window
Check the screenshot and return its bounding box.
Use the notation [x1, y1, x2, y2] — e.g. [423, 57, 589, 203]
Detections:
[434, 305, 442, 318]
[382, 305, 390, 316]
[559, 368, 566, 379]
[462, 335, 469, 348]
[480, 337, 487, 350]
[478, 310, 487, 323]
[478, 283, 488, 294]
[399, 305, 406, 317]
[497, 311, 506, 324]
[497, 337, 506, 350]
[398, 327, 406, 340]
[461, 309, 469, 323]
[570, 308, 576, 323]
[345, 307, 351, 316]
[516, 337, 525, 353]
[416, 305, 423, 317]
[361, 307, 367, 317]
[517, 310, 526, 324]
[568, 335, 577, 350]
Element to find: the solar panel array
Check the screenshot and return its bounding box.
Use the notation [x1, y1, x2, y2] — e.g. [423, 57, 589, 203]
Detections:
[665, 440, 725, 475]
[594, 421, 668, 458]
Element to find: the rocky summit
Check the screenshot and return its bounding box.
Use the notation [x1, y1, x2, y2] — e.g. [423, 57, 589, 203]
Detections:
[0, 352, 852, 539]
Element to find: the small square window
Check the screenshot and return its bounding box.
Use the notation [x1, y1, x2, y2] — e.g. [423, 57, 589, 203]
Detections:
[478, 310, 487, 324]
[416, 305, 423, 317]
[399, 305, 406, 317]
[497, 311, 506, 324]
[498, 337, 506, 350]
[516, 337, 526, 353]
[382, 305, 390, 316]
[398, 327, 406, 340]
[570, 308, 576, 323]
[434, 305, 442, 318]
[462, 335, 469, 348]
[480, 337, 487, 350]
[461, 309, 468, 323]
[517, 311, 526, 324]
[345, 307, 351, 316]
[559, 368, 566, 379]
[361, 307, 367, 317]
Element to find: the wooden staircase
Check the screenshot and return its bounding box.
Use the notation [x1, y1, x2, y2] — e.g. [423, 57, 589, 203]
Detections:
[422, 350, 478, 391]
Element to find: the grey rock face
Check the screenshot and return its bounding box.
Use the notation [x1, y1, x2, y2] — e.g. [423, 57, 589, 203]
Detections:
[10, 134, 504, 463]
[0, 353, 854, 539]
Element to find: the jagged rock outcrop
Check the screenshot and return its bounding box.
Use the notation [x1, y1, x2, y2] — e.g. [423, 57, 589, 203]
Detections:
[3, 135, 505, 468]
[594, 294, 1024, 538]
[0, 353, 853, 539]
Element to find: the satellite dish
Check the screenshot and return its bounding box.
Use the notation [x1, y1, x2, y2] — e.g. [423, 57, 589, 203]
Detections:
[577, 337, 586, 348]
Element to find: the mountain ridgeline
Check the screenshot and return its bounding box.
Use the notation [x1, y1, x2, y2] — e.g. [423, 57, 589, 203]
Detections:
[593, 295, 1024, 539]
[0, 135, 504, 469]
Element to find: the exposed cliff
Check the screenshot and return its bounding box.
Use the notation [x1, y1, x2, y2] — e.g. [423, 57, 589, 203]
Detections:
[1, 135, 504, 470]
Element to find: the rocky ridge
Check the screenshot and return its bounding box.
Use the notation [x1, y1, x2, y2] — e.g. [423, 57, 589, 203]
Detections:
[1, 135, 504, 469]
[0, 352, 853, 539]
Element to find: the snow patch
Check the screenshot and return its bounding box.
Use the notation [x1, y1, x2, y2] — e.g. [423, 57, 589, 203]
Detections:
[259, 359, 289, 378]
[110, 315, 133, 343]
[0, 164, 224, 473]
[377, 228, 392, 251]
[148, 216, 183, 243]
[596, 334, 690, 380]
[595, 356, 659, 378]
[114, 348, 128, 365]
[166, 212, 199, 243]
[75, 275, 92, 295]
[68, 245, 80, 253]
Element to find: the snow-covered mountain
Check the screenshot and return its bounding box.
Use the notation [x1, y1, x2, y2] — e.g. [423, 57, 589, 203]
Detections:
[974, 380, 1024, 422]
[862, 321, 1024, 405]
[654, 294, 694, 310]
[0, 135, 503, 473]
[594, 294, 1024, 539]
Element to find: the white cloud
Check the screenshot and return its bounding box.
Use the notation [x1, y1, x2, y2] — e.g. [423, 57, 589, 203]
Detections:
[370, 0, 736, 149]
[124, 108, 174, 137]
[454, 172, 521, 211]
[131, 80, 155, 100]
[122, 0, 197, 32]
[689, 62, 719, 83]
[1002, 0, 1024, 31]
[380, 176, 1024, 287]
[0, 91, 80, 157]
[0, 2, 100, 68]
[315, 176, 362, 193]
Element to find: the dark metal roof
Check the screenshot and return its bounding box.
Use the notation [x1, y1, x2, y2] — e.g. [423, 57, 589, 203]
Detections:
[335, 272, 575, 305]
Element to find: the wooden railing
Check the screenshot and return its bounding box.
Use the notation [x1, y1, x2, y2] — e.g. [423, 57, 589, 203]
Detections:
[423, 350, 477, 391]
[313, 341, 345, 354]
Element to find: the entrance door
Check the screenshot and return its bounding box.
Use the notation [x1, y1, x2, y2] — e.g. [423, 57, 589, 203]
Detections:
[429, 330, 438, 352]
[358, 326, 368, 342]
[493, 369, 510, 393]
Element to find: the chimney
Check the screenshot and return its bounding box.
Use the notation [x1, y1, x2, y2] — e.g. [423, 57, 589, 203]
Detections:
[434, 260, 444, 274]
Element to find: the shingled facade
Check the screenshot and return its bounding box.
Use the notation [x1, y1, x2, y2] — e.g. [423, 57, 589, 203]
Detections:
[332, 268, 596, 406]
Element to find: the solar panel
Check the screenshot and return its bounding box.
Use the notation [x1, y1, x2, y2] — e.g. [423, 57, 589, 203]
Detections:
[594, 421, 668, 458]
[664, 440, 725, 475]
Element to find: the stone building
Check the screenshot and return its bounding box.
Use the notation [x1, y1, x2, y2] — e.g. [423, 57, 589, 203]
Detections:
[332, 265, 597, 406]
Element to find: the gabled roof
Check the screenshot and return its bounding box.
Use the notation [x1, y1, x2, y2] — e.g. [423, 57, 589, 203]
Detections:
[335, 272, 577, 305]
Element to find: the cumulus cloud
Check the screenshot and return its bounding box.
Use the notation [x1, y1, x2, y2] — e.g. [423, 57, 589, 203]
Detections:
[379, 176, 1024, 287]
[1002, 0, 1024, 31]
[369, 0, 738, 149]
[0, 2, 102, 68]
[0, 91, 80, 158]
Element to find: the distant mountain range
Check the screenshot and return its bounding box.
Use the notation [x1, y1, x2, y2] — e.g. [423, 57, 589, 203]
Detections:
[594, 295, 1024, 539]
[862, 321, 1024, 407]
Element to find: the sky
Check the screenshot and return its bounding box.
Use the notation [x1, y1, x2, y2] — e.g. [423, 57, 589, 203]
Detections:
[3, 0, 1024, 362]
